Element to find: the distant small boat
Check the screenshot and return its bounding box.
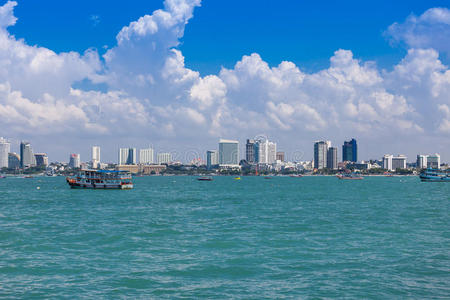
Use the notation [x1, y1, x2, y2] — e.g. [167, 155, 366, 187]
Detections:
[264, 176, 272, 179]
[384, 172, 394, 177]
[24, 175, 34, 179]
[197, 176, 213, 181]
[234, 177, 241, 180]
[289, 174, 303, 178]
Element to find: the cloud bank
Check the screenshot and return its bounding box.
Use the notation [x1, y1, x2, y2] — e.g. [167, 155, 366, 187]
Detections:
[0, 0, 449, 161]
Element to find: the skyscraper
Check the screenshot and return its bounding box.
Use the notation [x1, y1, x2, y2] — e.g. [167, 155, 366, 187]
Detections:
[416, 155, 428, 169]
[0, 137, 10, 169]
[139, 147, 154, 164]
[69, 154, 81, 169]
[246, 139, 255, 163]
[206, 150, 219, 170]
[342, 138, 357, 162]
[254, 139, 277, 164]
[314, 141, 329, 169]
[327, 147, 338, 170]
[92, 146, 101, 168]
[276, 152, 285, 162]
[219, 139, 239, 167]
[119, 148, 137, 165]
[34, 153, 48, 167]
[157, 153, 172, 165]
[382, 154, 393, 171]
[8, 152, 20, 169]
[427, 154, 440, 169]
[392, 155, 407, 170]
[20, 142, 35, 168]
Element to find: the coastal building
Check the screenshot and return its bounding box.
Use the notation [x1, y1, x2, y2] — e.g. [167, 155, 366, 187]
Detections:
[92, 146, 101, 169]
[69, 154, 81, 169]
[34, 153, 48, 167]
[219, 139, 239, 167]
[342, 138, 357, 162]
[427, 154, 440, 169]
[206, 150, 219, 170]
[157, 153, 172, 165]
[416, 154, 428, 169]
[139, 147, 154, 164]
[119, 148, 137, 165]
[327, 147, 338, 170]
[276, 152, 285, 162]
[20, 141, 36, 168]
[314, 141, 330, 169]
[392, 155, 407, 170]
[246, 139, 256, 163]
[8, 152, 20, 169]
[0, 137, 10, 169]
[116, 164, 166, 175]
[382, 155, 393, 171]
[255, 139, 277, 164]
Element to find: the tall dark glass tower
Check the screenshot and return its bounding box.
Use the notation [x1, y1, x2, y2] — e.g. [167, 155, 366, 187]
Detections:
[342, 138, 357, 162]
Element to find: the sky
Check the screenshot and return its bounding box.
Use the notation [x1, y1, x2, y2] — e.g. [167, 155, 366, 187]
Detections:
[1, 0, 450, 163]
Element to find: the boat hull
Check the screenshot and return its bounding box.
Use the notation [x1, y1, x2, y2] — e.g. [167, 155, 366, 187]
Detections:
[68, 181, 133, 189]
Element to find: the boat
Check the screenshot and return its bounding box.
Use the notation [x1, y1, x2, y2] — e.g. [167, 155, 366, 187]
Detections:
[337, 172, 363, 180]
[289, 174, 303, 178]
[197, 176, 213, 181]
[419, 169, 450, 182]
[264, 176, 272, 179]
[234, 177, 241, 180]
[66, 170, 133, 189]
[384, 172, 394, 177]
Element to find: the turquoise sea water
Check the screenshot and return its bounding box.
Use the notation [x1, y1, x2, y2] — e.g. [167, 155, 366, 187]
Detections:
[0, 176, 449, 298]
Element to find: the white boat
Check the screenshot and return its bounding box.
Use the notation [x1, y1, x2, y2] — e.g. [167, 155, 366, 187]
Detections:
[66, 170, 133, 189]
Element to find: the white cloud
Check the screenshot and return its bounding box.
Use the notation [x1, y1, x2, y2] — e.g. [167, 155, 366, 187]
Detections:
[0, 1, 449, 161]
[386, 7, 450, 53]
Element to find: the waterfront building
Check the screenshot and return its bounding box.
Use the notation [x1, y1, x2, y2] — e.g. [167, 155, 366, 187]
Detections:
[92, 146, 101, 168]
[246, 139, 256, 163]
[427, 154, 440, 169]
[157, 153, 172, 165]
[416, 154, 428, 169]
[327, 147, 338, 170]
[219, 139, 239, 167]
[34, 153, 48, 167]
[0, 137, 10, 169]
[8, 152, 20, 169]
[392, 155, 407, 170]
[255, 139, 277, 164]
[276, 152, 285, 162]
[20, 141, 36, 168]
[342, 138, 357, 162]
[119, 148, 137, 165]
[382, 155, 393, 171]
[206, 150, 219, 170]
[69, 154, 81, 169]
[314, 141, 330, 169]
[139, 147, 154, 164]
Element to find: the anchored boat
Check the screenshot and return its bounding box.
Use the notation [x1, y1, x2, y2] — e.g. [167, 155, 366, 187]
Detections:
[66, 170, 133, 189]
[419, 169, 450, 182]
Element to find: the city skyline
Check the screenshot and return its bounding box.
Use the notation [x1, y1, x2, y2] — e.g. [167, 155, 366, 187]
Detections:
[0, 1, 449, 162]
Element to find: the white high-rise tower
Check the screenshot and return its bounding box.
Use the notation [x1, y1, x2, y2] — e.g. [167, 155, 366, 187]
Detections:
[0, 137, 10, 169]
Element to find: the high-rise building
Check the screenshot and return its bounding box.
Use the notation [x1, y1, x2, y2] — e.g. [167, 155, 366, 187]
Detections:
[34, 153, 48, 167]
[92, 146, 101, 168]
[416, 155, 428, 169]
[276, 152, 285, 162]
[427, 154, 440, 169]
[392, 155, 407, 170]
[8, 152, 20, 169]
[69, 154, 81, 169]
[246, 139, 256, 163]
[20, 142, 35, 168]
[139, 147, 154, 164]
[119, 148, 137, 165]
[342, 138, 357, 162]
[382, 155, 393, 171]
[219, 139, 239, 167]
[255, 139, 277, 164]
[206, 150, 219, 170]
[327, 147, 338, 170]
[0, 137, 10, 169]
[157, 153, 172, 165]
[314, 141, 329, 169]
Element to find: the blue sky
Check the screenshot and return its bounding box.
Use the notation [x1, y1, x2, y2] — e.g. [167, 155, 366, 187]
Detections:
[9, 0, 449, 74]
[1, 0, 450, 162]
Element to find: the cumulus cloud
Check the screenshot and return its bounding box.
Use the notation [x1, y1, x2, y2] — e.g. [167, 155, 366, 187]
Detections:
[386, 7, 450, 54]
[0, 0, 449, 161]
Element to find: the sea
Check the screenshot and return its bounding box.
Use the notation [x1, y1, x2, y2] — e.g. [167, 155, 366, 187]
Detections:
[0, 175, 449, 298]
